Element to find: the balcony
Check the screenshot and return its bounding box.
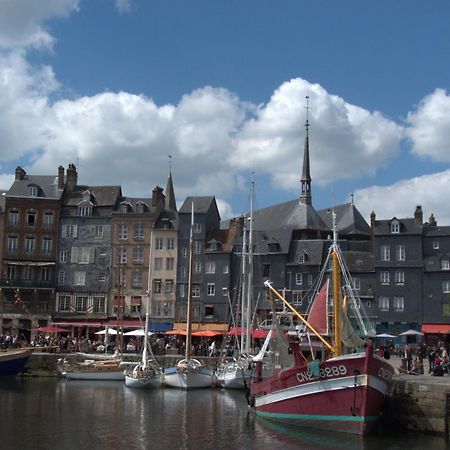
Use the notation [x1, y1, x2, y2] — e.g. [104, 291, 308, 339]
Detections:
[0, 278, 55, 289]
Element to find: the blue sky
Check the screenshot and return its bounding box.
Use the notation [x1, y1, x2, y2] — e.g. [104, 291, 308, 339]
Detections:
[1, 1, 450, 223]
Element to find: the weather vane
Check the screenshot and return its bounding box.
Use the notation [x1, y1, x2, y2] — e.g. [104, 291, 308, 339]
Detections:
[305, 95, 311, 131]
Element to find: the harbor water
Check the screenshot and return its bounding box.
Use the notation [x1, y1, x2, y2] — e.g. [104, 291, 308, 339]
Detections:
[0, 378, 448, 450]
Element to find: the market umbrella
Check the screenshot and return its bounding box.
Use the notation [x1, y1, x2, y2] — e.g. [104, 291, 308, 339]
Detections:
[32, 326, 68, 333]
[399, 329, 424, 336]
[95, 328, 118, 335]
[192, 330, 224, 337]
[123, 329, 154, 336]
[164, 329, 187, 336]
[376, 333, 396, 338]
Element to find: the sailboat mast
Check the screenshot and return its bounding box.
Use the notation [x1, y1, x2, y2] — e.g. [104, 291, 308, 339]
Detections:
[332, 211, 342, 356]
[245, 174, 255, 355]
[185, 202, 194, 360]
[143, 229, 154, 369]
[240, 217, 248, 354]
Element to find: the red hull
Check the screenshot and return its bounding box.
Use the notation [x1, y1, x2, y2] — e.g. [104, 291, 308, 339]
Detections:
[250, 345, 393, 435]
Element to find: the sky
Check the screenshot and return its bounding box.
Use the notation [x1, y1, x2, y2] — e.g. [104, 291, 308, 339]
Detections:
[0, 1, 450, 225]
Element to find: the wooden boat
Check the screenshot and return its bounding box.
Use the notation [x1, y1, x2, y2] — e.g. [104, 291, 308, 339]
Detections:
[164, 202, 213, 389]
[0, 349, 32, 376]
[63, 359, 125, 381]
[249, 213, 394, 435]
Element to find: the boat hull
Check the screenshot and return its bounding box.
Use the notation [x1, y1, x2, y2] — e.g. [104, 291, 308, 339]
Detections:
[0, 349, 32, 376]
[164, 366, 213, 389]
[125, 372, 162, 388]
[216, 365, 252, 390]
[250, 349, 393, 435]
[65, 369, 125, 380]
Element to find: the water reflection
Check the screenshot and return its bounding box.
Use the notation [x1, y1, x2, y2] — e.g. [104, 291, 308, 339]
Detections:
[0, 379, 448, 450]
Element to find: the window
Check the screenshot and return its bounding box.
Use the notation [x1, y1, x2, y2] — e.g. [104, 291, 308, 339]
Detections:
[179, 284, 185, 298]
[78, 206, 92, 216]
[28, 185, 38, 196]
[60, 250, 68, 263]
[295, 273, 302, 285]
[297, 253, 305, 264]
[134, 223, 144, 240]
[62, 224, 78, 238]
[132, 271, 143, 288]
[119, 204, 128, 213]
[442, 260, 450, 270]
[23, 266, 32, 280]
[166, 257, 174, 271]
[223, 265, 229, 274]
[194, 241, 202, 254]
[74, 271, 86, 286]
[352, 278, 360, 291]
[167, 238, 175, 250]
[154, 257, 163, 270]
[6, 266, 16, 280]
[98, 272, 106, 282]
[395, 271, 405, 285]
[393, 296, 404, 312]
[192, 285, 200, 297]
[308, 275, 313, 285]
[118, 224, 128, 240]
[207, 283, 215, 296]
[75, 296, 87, 312]
[390, 221, 400, 234]
[94, 297, 106, 313]
[95, 225, 104, 238]
[262, 264, 271, 277]
[7, 236, 18, 252]
[193, 223, 201, 233]
[99, 247, 107, 256]
[205, 304, 214, 317]
[73, 247, 94, 264]
[378, 296, 389, 311]
[117, 247, 127, 265]
[396, 245, 405, 261]
[165, 280, 174, 294]
[40, 267, 50, 281]
[194, 261, 202, 273]
[43, 212, 54, 227]
[9, 210, 19, 226]
[25, 237, 35, 254]
[380, 271, 390, 285]
[136, 202, 145, 213]
[58, 271, 66, 285]
[153, 279, 162, 293]
[442, 304, 450, 317]
[182, 247, 187, 258]
[380, 245, 390, 261]
[59, 296, 71, 312]
[205, 261, 216, 274]
[433, 241, 440, 250]
[443, 281, 450, 293]
[181, 267, 186, 278]
[26, 210, 36, 226]
[156, 238, 163, 250]
[133, 247, 144, 264]
[42, 238, 52, 255]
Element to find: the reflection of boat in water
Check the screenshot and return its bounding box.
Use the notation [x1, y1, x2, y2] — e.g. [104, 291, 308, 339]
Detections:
[250, 211, 393, 435]
[0, 349, 32, 376]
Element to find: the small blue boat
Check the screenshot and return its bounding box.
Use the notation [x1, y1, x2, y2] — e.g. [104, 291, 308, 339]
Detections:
[0, 349, 32, 376]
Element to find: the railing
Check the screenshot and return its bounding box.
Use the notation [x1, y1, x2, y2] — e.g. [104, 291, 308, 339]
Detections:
[0, 278, 55, 289]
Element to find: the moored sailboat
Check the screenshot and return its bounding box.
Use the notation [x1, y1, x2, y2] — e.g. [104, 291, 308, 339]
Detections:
[164, 202, 213, 389]
[0, 348, 32, 376]
[249, 213, 394, 435]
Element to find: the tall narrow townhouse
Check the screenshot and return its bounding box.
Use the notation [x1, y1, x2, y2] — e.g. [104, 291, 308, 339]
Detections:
[1, 166, 63, 339]
[110, 186, 164, 327]
[54, 164, 122, 326]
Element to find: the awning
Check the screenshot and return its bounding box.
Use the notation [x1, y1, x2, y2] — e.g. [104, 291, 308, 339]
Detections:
[53, 321, 104, 328]
[148, 322, 172, 332]
[229, 327, 270, 339]
[173, 322, 228, 332]
[422, 324, 450, 334]
[4, 261, 55, 266]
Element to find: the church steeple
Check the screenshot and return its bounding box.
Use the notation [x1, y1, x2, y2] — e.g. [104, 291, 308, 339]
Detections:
[300, 96, 312, 205]
[165, 155, 177, 211]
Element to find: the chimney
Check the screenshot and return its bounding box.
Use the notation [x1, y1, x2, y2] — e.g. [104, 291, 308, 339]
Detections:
[58, 166, 65, 189]
[15, 166, 26, 180]
[66, 163, 78, 191]
[429, 213, 437, 226]
[414, 205, 423, 225]
[152, 186, 164, 207]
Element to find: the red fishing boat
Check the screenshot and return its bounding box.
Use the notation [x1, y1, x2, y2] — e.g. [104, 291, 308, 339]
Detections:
[250, 216, 394, 435]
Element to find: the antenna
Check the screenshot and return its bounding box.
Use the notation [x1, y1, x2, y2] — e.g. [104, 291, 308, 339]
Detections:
[305, 95, 311, 132]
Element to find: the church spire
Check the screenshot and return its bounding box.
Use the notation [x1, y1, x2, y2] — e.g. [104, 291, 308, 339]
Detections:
[165, 155, 177, 211]
[300, 96, 312, 205]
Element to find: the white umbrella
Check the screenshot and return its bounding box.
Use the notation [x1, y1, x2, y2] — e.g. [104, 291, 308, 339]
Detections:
[95, 328, 118, 335]
[123, 329, 154, 336]
[376, 333, 396, 338]
[399, 329, 424, 336]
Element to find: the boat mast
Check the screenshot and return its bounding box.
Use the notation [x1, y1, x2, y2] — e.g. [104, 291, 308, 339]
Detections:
[245, 174, 255, 355]
[185, 202, 194, 360]
[240, 216, 248, 354]
[332, 211, 342, 356]
[143, 229, 154, 369]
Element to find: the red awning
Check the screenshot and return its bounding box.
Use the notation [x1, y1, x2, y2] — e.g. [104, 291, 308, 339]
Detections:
[53, 322, 104, 328]
[228, 327, 270, 339]
[422, 324, 450, 334]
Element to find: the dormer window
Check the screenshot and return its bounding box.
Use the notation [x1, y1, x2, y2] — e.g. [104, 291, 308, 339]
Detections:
[441, 259, 450, 270]
[119, 204, 128, 214]
[268, 242, 280, 253]
[28, 185, 38, 196]
[390, 220, 400, 234]
[433, 241, 440, 250]
[297, 251, 307, 264]
[78, 206, 92, 217]
[136, 202, 144, 214]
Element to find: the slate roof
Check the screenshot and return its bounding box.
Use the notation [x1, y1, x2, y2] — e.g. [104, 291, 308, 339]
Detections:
[63, 185, 122, 207]
[374, 217, 422, 235]
[154, 209, 178, 230]
[179, 196, 218, 216]
[0, 191, 6, 212]
[317, 203, 371, 236]
[7, 175, 63, 200]
[423, 225, 450, 237]
[118, 196, 156, 213]
[287, 240, 324, 266]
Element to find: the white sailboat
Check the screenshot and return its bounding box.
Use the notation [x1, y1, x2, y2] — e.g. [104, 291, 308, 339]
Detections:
[164, 202, 213, 389]
[216, 176, 255, 389]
